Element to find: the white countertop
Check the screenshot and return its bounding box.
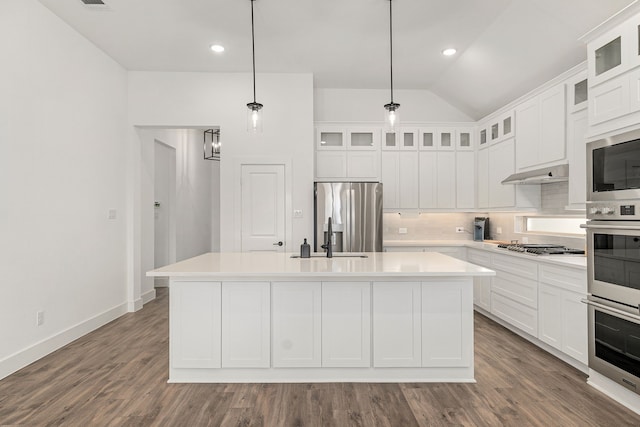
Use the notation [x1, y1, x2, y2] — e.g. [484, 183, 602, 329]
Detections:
[384, 239, 587, 269]
[148, 251, 495, 278]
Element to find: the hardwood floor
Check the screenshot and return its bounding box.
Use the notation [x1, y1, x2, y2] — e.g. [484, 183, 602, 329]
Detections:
[2, 288, 640, 426]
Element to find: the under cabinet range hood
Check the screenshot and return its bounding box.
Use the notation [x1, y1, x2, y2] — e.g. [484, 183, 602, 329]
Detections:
[501, 164, 569, 185]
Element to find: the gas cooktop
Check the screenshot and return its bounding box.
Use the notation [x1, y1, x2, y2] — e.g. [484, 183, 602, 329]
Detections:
[496, 243, 585, 256]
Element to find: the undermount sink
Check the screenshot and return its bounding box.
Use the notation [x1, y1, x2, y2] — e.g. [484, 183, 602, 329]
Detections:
[290, 252, 368, 258]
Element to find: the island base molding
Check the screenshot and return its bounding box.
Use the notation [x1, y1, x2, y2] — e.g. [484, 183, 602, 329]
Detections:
[168, 367, 476, 384]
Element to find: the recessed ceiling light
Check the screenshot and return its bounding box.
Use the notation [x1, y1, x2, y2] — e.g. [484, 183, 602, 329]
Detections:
[442, 48, 457, 56]
[210, 44, 225, 53]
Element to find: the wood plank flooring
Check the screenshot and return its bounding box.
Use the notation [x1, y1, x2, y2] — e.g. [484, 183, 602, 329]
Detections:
[1, 288, 640, 426]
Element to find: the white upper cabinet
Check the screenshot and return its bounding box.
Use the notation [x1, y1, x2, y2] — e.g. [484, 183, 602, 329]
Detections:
[316, 127, 346, 150]
[316, 125, 380, 180]
[456, 128, 474, 151]
[567, 107, 588, 209]
[347, 127, 380, 150]
[567, 72, 589, 113]
[382, 128, 419, 151]
[419, 151, 456, 209]
[381, 151, 419, 209]
[515, 83, 566, 170]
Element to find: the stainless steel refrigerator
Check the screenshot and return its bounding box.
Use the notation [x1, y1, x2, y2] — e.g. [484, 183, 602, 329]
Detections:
[314, 182, 383, 253]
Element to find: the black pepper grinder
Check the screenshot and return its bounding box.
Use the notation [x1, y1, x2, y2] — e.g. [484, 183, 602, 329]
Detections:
[300, 238, 311, 258]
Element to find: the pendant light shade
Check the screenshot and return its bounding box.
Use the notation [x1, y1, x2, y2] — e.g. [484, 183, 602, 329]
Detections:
[203, 129, 221, 161]
[247, 0, 263, 133]
[384, 0, 400, 133]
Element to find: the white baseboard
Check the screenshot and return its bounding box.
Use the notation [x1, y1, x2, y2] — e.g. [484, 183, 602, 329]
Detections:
[128, 298, 143, 312]
[142, 288, 156, 305]
[0, 301, 128, 381]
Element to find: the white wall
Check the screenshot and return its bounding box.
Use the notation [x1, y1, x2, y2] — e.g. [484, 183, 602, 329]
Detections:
[128, 72, 315, 262]
[314, 88, 474, 122]
[0, 0, 128, 379]
[139, 128, 215, 296]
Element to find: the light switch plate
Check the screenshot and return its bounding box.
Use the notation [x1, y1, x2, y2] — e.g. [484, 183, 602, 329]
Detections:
[399, 228, 407, 234]
[108, 209, 117, 220]
[496, 226, 502, 234]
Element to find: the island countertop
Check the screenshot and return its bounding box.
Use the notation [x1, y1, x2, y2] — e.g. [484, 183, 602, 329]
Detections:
[147, 251, 496, 279]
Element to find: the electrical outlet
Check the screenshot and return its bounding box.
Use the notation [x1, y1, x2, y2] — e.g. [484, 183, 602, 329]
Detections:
[496, 226, 503, 234]
[293, 209, 303, 218]
[399, 228, 408, 234]
[108, 209, 117, 220]
[37, 311, 44, 326]
[522, 237, 529, 244]
[456, 227, 464, 233]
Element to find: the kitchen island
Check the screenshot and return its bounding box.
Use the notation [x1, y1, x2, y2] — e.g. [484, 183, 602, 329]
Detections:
[148, 251, 495, 383]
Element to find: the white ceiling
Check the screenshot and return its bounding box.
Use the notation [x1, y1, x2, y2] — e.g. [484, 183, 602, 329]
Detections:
[38, 0, 635, 119]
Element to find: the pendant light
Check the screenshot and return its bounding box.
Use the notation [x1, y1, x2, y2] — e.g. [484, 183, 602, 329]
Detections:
[203, 129, 221, 161]
[383, 0, 400, 133]
[247, 0, 263, 133]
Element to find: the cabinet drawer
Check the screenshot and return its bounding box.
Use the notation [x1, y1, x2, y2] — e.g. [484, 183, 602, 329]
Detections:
[492, 269, 537, 308]
[467, 249, 491, 266]
[491, 292, 538, 337]
[539, 264, 587, 294]
[492, 253, 538, 280]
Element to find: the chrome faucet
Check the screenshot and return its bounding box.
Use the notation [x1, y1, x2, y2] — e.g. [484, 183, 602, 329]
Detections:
[320, 217, 333, 258]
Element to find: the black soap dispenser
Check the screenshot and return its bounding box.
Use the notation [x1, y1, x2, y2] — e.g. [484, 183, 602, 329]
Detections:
[300, 238, 311, 258]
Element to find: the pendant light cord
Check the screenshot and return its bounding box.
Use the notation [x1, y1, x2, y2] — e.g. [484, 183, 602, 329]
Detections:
[251, 0, 257, 104]
[389, 0, 394, 104]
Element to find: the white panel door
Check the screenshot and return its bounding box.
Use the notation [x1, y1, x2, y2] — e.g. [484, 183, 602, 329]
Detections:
[398, 152, 419, 208]
[515, 97, 539, 170]
[171, 281, 221, 369]
[373, 282, 421, 367]
[456, 151, 475, 209]
[272, 282, 322, 368]
[477, 148, 489, 209]
[241, 164, 286, 252]
[154, 141, 176, 269]
[436, 151, 456, 209]
[539, 84, 566, 165]
[322, 282, 371, 367]
[422, 281, 472, 367]
[538, 283, 562, 350]
[221, 282, 270, 368]
[562, 291, 588, 364]
[567, 109, 589, 208]
[418, 152, 437, 209]
[381, 151, 399, 209]
[489, 140, 515, 208]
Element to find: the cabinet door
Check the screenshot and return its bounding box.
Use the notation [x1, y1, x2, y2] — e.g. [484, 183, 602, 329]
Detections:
[316, 128, 346, 150]
[628, 68, 640, 114]
[381, 151, 399, 209]
[418, 152, 437, 209]
[538, 283, 562, 350]
[488, 140, 515, 208]
[221, 282, 270, 368]
[436, 152, 456, 208]
[589, 73, 629, 125]
[438, 129, 456, 151]
[399, 128, 419, 151]
[422, 281, 472, 367]
[398, 152, 419, 208]
[515, 97, 539, 170]
[322, 282, 371, 367]
[477, 148, 489, 209]
[272, 282, 321, 368]
[456, 151, 475, 209]
[457, 128, 474, 151]
[539, 84, 566, 165]
[562, 291, 588, 364]
[373, 282, 421, 367]
[170, 281, 222, 369]
[419, 127, 437, 150]
[567, 71, 588, 113]
[347, 151, 379, 180]
[316, 151, 347, 179]
[348, 128, 379, 150]
[567, 109, 588, 208]
[473, 276, 491, 312]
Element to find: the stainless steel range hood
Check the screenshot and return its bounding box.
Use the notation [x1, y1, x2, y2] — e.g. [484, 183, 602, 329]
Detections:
[501, 164, 569, 185]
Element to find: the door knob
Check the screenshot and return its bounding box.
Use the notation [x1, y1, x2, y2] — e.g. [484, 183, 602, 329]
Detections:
[273, 241, 283, 246]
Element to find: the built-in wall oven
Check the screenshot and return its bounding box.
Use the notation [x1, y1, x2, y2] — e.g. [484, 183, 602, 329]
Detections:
[585, 128, 640, 394]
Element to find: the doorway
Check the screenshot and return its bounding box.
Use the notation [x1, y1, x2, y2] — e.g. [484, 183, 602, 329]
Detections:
[153, 140, 176, 287]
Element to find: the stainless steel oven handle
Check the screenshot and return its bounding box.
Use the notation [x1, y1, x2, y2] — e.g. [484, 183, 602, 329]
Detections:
[581, 223, 640, 230]
[581, 298, 640, 323]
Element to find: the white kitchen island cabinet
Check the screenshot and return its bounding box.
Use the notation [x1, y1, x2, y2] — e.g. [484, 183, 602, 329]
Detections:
[149, 251, 494, 383]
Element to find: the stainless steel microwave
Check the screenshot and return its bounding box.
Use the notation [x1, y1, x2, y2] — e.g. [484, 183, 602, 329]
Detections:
[587, 128, 640, 202]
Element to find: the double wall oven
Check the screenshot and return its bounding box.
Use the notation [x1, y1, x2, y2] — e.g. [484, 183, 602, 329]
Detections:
[585, 128, 640, 394]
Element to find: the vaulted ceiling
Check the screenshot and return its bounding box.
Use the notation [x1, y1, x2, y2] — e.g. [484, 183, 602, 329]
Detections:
[38, 0, 635, 119]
